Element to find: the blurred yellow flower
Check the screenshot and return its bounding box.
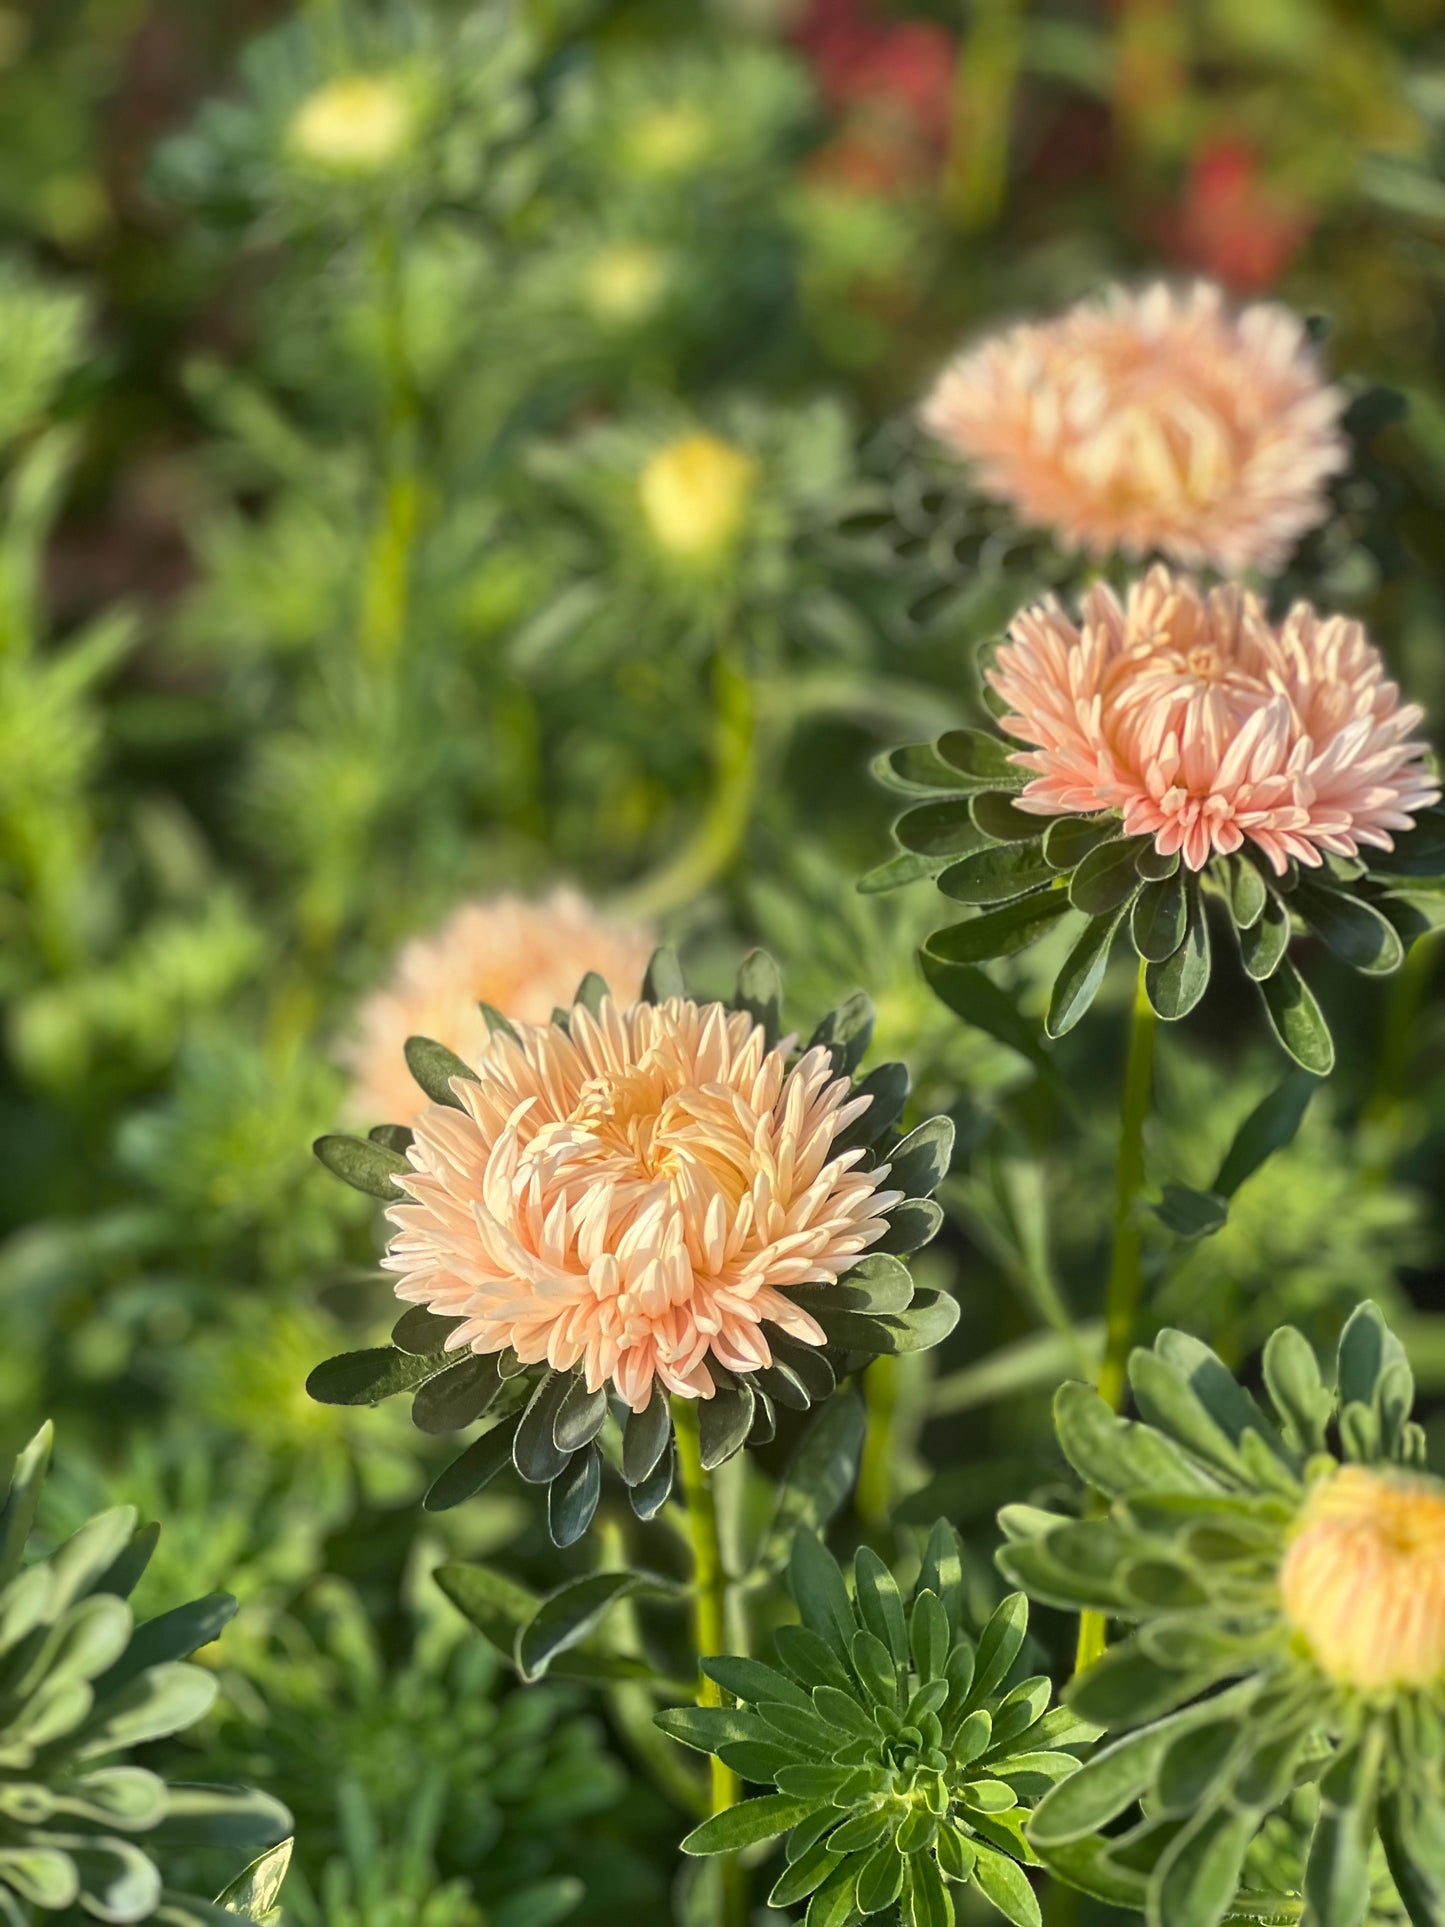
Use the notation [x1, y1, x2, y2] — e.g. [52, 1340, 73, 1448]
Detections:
[288, 74, 416, 175]
[583, 244, 671, 327]
[1280, 1465, 1445, 1689]
[625, 105, 714, 176]
[638, 433, 755, 561]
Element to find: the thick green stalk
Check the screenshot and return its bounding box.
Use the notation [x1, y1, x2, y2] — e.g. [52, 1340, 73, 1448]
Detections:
[615, 640, 756, 922]
[856, 1356, 898, 1536]
[671, 1399, 747, 1927]
[1077, 961, 1158, 1674]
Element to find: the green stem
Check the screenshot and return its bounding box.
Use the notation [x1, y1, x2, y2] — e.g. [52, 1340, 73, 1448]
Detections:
[359, 219, 419, 676]
[615, 639, 756, 922]
[1076, 962, 1157, 1674]
[598, 1520, 707, 1820]
[856, 1356, 898, 1536]
[671, 1399, 748, 1927]
[943, 0, 1025, 230]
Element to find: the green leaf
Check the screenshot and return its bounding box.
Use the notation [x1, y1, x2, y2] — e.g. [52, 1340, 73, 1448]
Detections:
[937, 1825, 978, 1884]
[888, 1117, 955, 1198]
[99, 1594, 236, 1694]
[1238, 891, 1290, 981]
[936, 729, 1027, 790]
[971, 1593, 1028, 1706]
[151, 1786, 293, 1851]
[926, 890, 1071, 963]
[513, 1373, 576, 1484]
[642, 947, 687, 1002]
[1263, 1325, 1333, 1457]
[215, 1838, 293, 1917]
[860, 851, 951, 894]
[905, 1851, 951, 1927]
[305, 1347, 441, 1407]
[403, 1036, 477, 1108]
[940, 843, 1054, 906]
[1153, 1805, 1260, 1927]
[547, 1443, 601, 1548]
[699, 1382, 755, 1470]
[1144, 878, 1210, 1020]
[807, 1860, 863, 1927]
[971, 792, 1044, 841]
[680, 1793, 822, 1856]
[853, 1547, 909, 1666]
[516, 1572, 671, 1682]
[75, 1662, 216, 1758]
[735, 950, 784, 1044]
[856, 1843, 905, 1914]
[971, 1843, 1041, 1927]
[424, 1423, 517, 1511]
[837, 1063, 909, 1148]
[790, 1533, 857, 1661]
[1152, 1185, 1228, 1240]
[1213, 1074, 1315, 1198]
[412, 1355, 505, 1434]
[1257, 960, 1335, 1075]
[770, 1842, 844, 1908]
[896, 799, 993, 858]
[1043, 816, 1118, 870]
[809, 993, 875, 1076]
[910, 1591, 950, 1685]
[755, 1391, 866, 1575]
[1068, 836, 1149, 916]
[390, 1305, 462, 1355]
[622, 1396, 673, 1486]
[654, 1704, 759, 1755]
[552, 1378, 609, 1452]
[704, 1655, 815, 1711]
[1047, 908, 1123, 1038]
[573, 970, 609, 1015]
[312, 1133, 409, 1199]
[918, 954, 1059, 1081]
[876, 741, 976, 794]
[1227, 856, 1269, 931]
[1295, 878, 1405, 974]
[1132, 872, 1187, 963]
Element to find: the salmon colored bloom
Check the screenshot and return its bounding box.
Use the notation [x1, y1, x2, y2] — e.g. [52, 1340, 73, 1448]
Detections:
[1280, 1466, 1445, 1690]
[922, 282, 1347, 574]
[989, 567, 1438, 876]
[381, 997, 902, 1410]
[344, 890, 654, 1125]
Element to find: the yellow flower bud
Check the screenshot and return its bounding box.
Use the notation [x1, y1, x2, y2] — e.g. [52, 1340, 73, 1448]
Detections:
[1279, 1464, 1445, 1691]
[583, 245, 670, 327]
[638, 434, 755, 562]
[288, 74, 416, 175]
[625, 106, 713, 177]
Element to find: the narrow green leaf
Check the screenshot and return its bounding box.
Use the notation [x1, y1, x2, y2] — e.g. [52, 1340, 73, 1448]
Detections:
[971, 1843, 1041, 1927]
[306, 1347, 440, 1407]
[1047, 908, 1123, 1038]
[1144, 878, 1210, 1020]
[547, 1443, 602, 1549]
[940, 842, 1054, 906]
[1238, 891, 1290, 980]
[925, 890, 1071, 963]
[735, 950, 784, 1044]
[1131, 872, 1187, 963]
[424, 1423, 516, 1511]
[1213, 1073, 1314, 1198]
[642, 947, 686, 1002]
[1257, 960, 1335, 1074]
[516, 1571, 671, 1682]
[681, 1793, 821, 1856]
[312, 1135, 408, 1199]
[1068, 836, 1149, 916]
[403, 1036, 477, 1108]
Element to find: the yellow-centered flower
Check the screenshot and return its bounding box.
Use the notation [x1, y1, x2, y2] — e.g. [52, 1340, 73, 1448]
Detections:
[288, 74, 416, 174]
[638, 433, 755, 561]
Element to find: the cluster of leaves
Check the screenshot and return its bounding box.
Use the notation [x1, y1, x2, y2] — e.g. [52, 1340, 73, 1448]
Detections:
[659, 1524, 1093, 1927]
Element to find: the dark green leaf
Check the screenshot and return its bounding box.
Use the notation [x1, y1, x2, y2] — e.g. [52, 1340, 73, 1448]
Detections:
[553, 1377, 609, 1452]
[516, 1571, 670, 1682]
[1144, 879, 1210, 1020]
[888, 1117, 955, 1198]
[1258, 960, 1335, 1074]
[971, 1843, 1041, 1927]
[970, 792, 1044, 842]
[1214, 1073, 1314, 1198]
[1068, 837, 1149, 916]
[940, 843, 1054, 906]
[306, 1347, 440, 1407]
[403, 1036, 477, 1108]
[622, 1396, 672, 1487]
[699, 1382, 755, 1470]
[412, 1355, 505, 1434]
[735, 950, 784, 1044]
[513, 1373, 576, 1485]
[1152, 1185, 1228, 1239]
[681, 1793, 822, 1856]
[642, 948, 687, 1002]
[935, 729, 1026, 791]
[790, 1533, 857, 1661]
[1043, 816, 1117, 871]
[1238, 892, 1290, 981]
[547, 1444, 602, 1549]
[1131, 873, 1187, 963]
[391, 1305, 462, 1355]
[1046, 908, 1123, 1038]
[809, 994, 875, 1076]
[926, 891, 1071, 963]
[573, 971, 609, 1015]
[1295, 878, 1404, 974]
[876, 1198, 944, 1256]
[896, 800, 993, 859]
[918, 954, 1058, 1080]
[1227, 856, 1269, 931]
[312, 1135, 408, 1199]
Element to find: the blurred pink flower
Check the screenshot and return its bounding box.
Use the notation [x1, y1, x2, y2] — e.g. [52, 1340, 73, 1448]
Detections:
[1171, 139, 1311, 294]
[989, 567, 1438, 875]
[923, 282, 1347, 574]
[382, 997, 901, 1410]
[344, 889, 654, 1125]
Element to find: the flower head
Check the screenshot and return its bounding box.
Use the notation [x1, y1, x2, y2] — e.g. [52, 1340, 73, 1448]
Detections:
[383, 995, 900, 1410]
[310, 953, 957, 1545]
[922, 282, 1347, 574]
[638, 432, 755, 561]
[999, 1303, 1445, 1927]
[990, 566, 1438, 877]
[582, 242, 672, 327]
[287, 74, 417, 174]
[344, 889, 654, 1125]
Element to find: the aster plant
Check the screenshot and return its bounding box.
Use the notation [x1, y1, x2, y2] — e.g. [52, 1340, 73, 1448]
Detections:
[307, 947, 957, 1549]
[0, 1422, 291, 1925]
[997, 1300, 1445, 1927]
[657, 1523, 1094, 1927]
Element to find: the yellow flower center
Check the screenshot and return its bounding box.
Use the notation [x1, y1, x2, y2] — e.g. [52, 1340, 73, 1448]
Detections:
[288, 75, 415, 174]
[1279, 1465, 1445, 1691]
[582, 244, 670, 326]
[638, 433, 755, 561]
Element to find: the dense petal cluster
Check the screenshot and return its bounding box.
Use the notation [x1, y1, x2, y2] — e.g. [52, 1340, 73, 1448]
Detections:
[990, 567, 1438, 875]
[383, 996, 901, 1409]
[922, 281, 1347, 573]
[344, 889, 654, 1124]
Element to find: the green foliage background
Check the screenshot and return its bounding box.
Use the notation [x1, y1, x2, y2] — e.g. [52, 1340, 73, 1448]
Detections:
[2, 0, 1445, 1920]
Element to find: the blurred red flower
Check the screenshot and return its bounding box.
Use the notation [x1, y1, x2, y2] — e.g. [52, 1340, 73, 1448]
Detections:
[795, 0, 955, 158]
[1170, 139, 1311, 292]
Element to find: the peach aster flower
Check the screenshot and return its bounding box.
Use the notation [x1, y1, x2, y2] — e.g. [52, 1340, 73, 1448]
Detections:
[1280, 1465, 1445, 1690]
[922, 281, 1347, 574]
[989, 567, 1438, 876]
[381, 996, 902, 1410]
[344, 890, 654, 1125]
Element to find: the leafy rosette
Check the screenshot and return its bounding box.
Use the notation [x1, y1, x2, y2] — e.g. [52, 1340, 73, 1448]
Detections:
[307, 948, 957, 1548]
[997, 1301, 1445, 1927]
[868, 570, 1445, 1074]
[0, 1424, 291, 1926]
[657, 1524, 1093, 1926]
